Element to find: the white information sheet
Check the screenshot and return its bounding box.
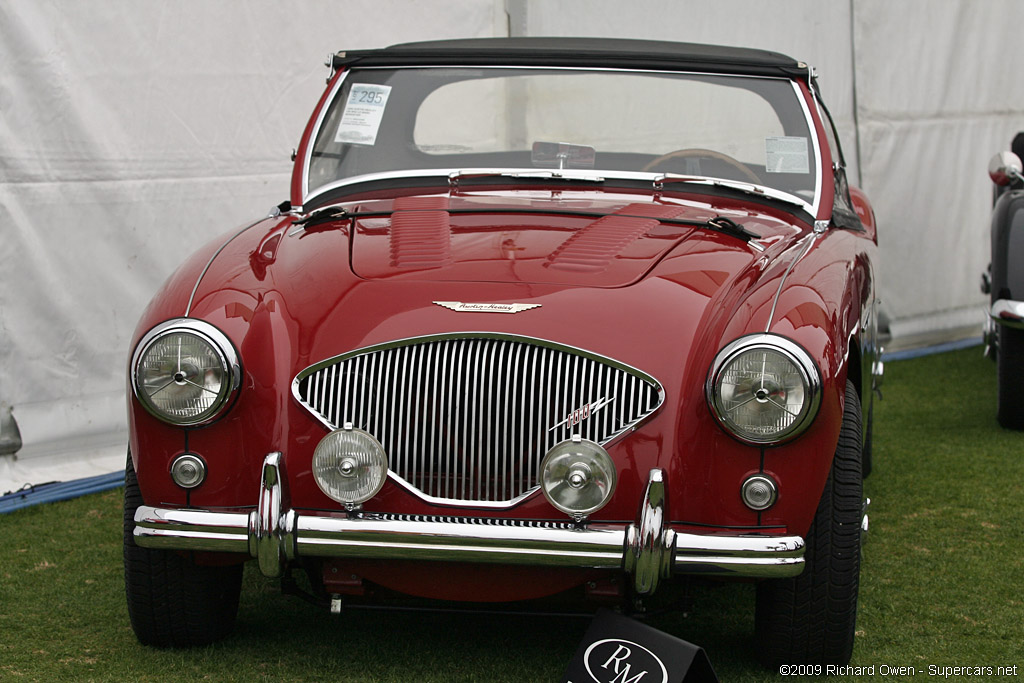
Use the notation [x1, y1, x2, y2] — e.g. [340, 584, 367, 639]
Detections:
[334, 84, 393, 145]
[765, 136, 810, 174]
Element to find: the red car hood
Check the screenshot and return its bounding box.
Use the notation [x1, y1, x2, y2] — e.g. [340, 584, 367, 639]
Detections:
[174, 189, 810, 393]
[346, 193, 796, 288]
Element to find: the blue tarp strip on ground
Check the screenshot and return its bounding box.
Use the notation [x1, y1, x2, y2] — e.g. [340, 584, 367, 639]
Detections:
[0, 470, 123, 514]
[883, 337, 982, 362]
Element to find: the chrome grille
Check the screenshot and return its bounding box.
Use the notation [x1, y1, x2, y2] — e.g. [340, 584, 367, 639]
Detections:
[369, 513, 578, 529]
[294, 334, 663, 506]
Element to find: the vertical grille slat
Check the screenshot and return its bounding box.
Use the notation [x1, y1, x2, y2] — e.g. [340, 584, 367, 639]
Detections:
[411, 348, 423, 491]
[428, 342, 441, 497]
[294, 335, 662, 505]
[521, 344, 535, 491]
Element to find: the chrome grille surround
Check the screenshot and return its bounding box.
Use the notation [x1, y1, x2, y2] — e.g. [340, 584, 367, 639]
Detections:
[293, 333, 664, 508]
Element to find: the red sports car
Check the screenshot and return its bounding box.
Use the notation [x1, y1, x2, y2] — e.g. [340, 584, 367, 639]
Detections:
[124, 38, 879, 666]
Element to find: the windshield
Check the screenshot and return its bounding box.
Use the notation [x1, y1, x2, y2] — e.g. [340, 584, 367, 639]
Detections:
[306, 67, 819, 206]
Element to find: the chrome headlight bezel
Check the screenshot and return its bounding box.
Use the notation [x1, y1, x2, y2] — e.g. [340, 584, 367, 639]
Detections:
[131, 318, 241, 426]
[706, 334, 822, 446]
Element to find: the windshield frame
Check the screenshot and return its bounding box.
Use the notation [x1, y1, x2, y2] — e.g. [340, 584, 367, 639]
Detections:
[300, 65, 822, 215]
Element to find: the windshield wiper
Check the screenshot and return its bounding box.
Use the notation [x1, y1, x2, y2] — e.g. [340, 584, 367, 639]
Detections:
[704, 216, 761, 244]
[290, 206, 351, 231]
[653, 173, 807, 210]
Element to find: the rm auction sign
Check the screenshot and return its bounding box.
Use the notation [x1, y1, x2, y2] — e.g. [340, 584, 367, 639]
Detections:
[563, 610, 717, 683]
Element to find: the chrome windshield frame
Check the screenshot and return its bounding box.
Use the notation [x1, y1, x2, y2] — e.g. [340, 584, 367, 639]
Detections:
[301, 65, 823, 215]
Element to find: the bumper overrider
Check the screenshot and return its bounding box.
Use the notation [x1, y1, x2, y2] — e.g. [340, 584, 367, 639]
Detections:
[134, 453, 805, 596]
[992, 299, 1024, 329]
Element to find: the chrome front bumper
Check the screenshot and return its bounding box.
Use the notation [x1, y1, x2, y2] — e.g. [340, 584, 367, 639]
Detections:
[992, 299, 1024, 329]
[134, 453, 805, 596]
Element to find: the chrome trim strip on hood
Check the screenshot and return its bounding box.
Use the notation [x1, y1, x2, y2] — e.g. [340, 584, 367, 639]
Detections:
[185, 211, 278, 317]
[764, 220, 828, 332]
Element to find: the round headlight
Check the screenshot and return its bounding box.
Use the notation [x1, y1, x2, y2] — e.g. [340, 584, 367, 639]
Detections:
[312, 425, 388, 506]
[707, 335, 821, 445]
[540, 436, 617, 518]
[132, 320, 239, 426]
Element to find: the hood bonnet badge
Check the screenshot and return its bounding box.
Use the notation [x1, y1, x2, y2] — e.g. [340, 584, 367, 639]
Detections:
[434, 301, 541, 314]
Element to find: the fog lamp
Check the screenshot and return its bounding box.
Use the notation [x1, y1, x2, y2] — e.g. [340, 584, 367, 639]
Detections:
[741, 474, 778, 511]
[540, 436, 616, 518]
[312, 424, 388, 506]
[170, 453, 206, 489]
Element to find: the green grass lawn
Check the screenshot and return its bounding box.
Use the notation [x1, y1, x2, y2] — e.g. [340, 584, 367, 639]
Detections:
[2, 347, 1022, 681]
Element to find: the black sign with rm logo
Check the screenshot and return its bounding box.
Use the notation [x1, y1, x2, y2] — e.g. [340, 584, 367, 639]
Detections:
[562, 610, 717, 683]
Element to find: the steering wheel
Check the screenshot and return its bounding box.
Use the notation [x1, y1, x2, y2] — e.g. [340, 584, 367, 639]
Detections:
[641, 148, 762, 184]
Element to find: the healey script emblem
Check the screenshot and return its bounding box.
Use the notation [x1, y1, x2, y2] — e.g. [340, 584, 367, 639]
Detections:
[433, 301, 541, 314]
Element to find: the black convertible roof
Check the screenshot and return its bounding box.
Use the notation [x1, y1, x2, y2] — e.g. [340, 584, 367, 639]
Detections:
[332, 37, 809, 79]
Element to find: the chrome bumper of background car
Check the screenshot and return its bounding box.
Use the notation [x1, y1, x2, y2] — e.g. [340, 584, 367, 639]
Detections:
[134, 453, 805, 596]
[991, 299, 1024, 329]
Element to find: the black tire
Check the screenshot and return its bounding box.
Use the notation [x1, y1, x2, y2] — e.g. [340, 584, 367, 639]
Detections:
[996, 326, 1024, 429]
[755, 380, 862, 666]
[861, 399, 873, 479]
[124, 452, 243, 647]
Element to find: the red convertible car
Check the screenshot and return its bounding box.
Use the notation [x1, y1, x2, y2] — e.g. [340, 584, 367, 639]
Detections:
[124, 38, 879, 666]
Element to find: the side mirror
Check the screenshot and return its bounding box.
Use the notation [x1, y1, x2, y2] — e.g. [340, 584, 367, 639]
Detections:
[988, 151, 1023, 186]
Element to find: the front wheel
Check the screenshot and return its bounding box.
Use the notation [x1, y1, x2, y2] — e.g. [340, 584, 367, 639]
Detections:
[123, 452, 243, 647]
[755, 380, 863, 666]
[997, 326, 1024, 429]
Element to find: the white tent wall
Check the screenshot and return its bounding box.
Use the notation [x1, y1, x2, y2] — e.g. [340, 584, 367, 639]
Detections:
[520, 0, 1024, 341]
[852, 0, 1024, 339]
[0, 0, 507, 493]
[2, 0, 1022, 492]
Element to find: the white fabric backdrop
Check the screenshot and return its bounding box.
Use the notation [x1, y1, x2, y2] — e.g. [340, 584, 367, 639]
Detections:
[2, 0, 1021, 490]
[852, 0, 1024, 337]
[0, 0, 506, 491]
[522, 0, 1024, 337]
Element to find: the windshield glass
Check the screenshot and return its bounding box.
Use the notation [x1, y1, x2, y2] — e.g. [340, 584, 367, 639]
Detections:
[306, 67, 818, 204]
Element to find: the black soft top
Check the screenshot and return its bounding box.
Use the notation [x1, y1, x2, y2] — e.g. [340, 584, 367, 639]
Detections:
[332, 37, 808, 79]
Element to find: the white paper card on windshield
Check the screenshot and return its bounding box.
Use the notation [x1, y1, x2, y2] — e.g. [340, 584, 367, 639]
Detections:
[334, 84, 393, 145]
[765, 136, 810, 174]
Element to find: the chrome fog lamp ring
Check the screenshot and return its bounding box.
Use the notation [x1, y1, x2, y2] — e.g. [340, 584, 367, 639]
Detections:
[741, 474, 778, 511]
[540, 436, 617, 518]
[170, 453, 207, 489]
[131, 318, 241, 426]
[312, 425, 389, 506]
[707, 334, 821, 445]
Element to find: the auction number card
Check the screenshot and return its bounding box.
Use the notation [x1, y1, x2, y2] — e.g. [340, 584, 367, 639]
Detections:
[335, 84, 392, 145]
[765, 136, 810, 174]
